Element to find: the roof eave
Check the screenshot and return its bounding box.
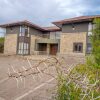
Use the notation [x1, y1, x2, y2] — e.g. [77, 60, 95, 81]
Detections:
[0, 21, 46, 31]
[52, 22, 62, 28]
[53, 18, 93, 27]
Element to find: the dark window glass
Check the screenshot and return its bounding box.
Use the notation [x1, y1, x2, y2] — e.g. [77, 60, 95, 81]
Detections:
[73, 43, 83, 53]
[75, 45, 77, 51]
[25, 28, 28, 37]
[87, 43, 92, 53]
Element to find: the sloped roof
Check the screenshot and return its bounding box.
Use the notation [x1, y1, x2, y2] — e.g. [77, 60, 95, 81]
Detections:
[43, 26, 61, 31]
[0, 20, 61, 32]
[53, 15, 100, 27]
[0, 20, 46, 31]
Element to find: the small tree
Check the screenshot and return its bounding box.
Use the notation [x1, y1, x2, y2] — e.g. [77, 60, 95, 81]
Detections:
[91, 18, 100, 67]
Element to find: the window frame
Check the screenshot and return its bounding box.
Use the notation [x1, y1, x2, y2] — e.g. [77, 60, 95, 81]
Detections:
[73, 42, 83, 53]
[19, 26, 29, 37]
[18, 42, 29, 55]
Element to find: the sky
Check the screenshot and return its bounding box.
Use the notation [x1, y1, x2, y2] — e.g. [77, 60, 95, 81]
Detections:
[0, 0, 100, 36]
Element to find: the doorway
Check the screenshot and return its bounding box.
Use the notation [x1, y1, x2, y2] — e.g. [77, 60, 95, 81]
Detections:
[50, 44, 58, 55]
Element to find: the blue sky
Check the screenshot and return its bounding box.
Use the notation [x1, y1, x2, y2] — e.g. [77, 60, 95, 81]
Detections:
[0, 0, 100, 36]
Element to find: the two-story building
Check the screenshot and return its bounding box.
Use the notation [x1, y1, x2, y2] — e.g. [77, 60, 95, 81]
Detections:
[0, 15, 100, 56]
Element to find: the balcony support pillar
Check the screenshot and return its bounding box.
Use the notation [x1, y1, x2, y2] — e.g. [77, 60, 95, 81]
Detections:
[47, 44, 50, 55]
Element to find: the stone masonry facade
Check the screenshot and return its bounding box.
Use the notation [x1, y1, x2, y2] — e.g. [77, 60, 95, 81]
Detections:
[4, 34, 17, 55]
[60, 32, 87, 56]
[1, 15, 98, 56]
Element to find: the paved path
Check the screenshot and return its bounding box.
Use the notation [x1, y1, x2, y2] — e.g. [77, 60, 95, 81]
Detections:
[0, 56, 57, 100]
[0, 55, 84, 100]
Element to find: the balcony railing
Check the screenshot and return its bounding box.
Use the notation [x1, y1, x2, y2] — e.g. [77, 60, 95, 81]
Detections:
[38, 34, 50, 39]
[34, 51, 49, 55]
[39, 34, 60, 39]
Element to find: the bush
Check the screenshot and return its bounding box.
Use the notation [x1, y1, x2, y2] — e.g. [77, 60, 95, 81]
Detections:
[55, 64, 100, 100]
[0, 43, 4, 53]
[0, 37, 4, 53]
[91, 18, 100, 67]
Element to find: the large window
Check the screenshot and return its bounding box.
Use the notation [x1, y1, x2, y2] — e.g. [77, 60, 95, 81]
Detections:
[18, 26, 30, 55]
[73, 43, 83, 53]
[18, 42, 29, 55]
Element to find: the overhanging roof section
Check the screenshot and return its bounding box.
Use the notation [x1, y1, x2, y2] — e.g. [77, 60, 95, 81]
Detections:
[43, 26, 61, 32]
[0, 20, 46, 31]
[0, 20, 61, 32]
[52, 15, 100, 28]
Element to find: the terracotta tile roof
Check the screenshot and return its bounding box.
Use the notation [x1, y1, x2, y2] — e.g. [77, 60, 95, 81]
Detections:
[53, 15, 100, 26]
[43, 26, 61, 31]
[0, 20, 46, 31]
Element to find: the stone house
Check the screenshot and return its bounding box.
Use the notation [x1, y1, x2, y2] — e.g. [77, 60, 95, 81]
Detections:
[0, 15, 100, 56]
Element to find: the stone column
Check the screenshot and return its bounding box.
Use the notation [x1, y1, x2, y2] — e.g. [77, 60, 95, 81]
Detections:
[47, 44, 50, 55]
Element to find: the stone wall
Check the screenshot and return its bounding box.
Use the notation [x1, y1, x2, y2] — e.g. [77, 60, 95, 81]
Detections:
[30, 27, 43, 54]
[60, 33, 87, 56]
[4, 34, 17, 55]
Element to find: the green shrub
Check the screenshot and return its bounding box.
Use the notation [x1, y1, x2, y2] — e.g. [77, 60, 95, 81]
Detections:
[91, 18, 100, 67]
[0, 43, 4, 53]
[0, 37, 4, 43]
[55, 64, 100, 100]
[0, 37, 4, 53]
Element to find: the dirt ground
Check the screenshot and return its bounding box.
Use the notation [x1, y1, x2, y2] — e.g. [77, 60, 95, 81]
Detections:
[0, 55, 85, 100]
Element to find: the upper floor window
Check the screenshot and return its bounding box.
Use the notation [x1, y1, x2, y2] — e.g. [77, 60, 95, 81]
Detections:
[19, 26, 29, 37]
[88, 23, 93, 36]
[50, 31, 61, 39]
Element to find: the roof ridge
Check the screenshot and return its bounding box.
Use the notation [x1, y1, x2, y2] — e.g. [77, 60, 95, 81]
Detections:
[53, 15, 100, 23]
[53, 15, 100, 26]
[0, 20, 46, 31]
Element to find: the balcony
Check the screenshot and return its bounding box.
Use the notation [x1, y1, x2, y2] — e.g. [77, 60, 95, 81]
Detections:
[41, 34, 50, 39]
[36, 34, 60, 44]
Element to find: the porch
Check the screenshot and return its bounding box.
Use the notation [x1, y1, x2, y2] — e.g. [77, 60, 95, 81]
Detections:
[35, 37, 60, 55]
[35, 43, 59, 55]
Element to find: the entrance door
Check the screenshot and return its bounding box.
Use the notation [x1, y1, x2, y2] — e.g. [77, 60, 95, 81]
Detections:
[50, 44, 58, 55]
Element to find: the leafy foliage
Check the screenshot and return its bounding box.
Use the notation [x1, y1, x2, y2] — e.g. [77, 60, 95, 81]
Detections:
[0, 37, 4, 43]
[0, 37, 4, 53]
[55, 64, 100, 100]
[91, 18, 100, 67]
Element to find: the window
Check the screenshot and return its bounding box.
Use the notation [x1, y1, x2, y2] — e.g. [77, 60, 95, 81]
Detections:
[88, 23, 93, 36]
[25, 27, 29, 37]
[50, 31, 61, 39]
[55, 32, 61, 39]
[73, 43, 83, 53]
[87, 43, 92, 53]
[19, 26, 29, 37]
[50, 32, 56, 39]
[18, 42, 29, 55]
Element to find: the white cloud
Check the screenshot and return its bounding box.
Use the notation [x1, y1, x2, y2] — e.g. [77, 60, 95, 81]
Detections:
[0, 0, 99, 26]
